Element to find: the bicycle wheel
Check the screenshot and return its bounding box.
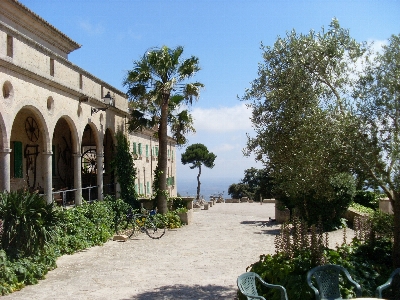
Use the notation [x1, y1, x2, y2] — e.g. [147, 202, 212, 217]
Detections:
[127, 218, 141, 239]
[116, 215, 135, 238]
[115, 214, 128, 235]
[145, 219, 166, 239]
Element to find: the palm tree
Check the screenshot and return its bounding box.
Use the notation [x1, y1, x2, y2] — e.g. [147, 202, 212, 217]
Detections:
[124, 46, 203, 214]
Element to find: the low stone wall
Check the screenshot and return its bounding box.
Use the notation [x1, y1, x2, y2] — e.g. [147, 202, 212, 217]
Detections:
[344, 207, 369, 224]
[263, 199, 275, 203]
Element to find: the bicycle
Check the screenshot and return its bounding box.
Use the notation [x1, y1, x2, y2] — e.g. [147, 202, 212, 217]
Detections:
[116, 208, 166, 239]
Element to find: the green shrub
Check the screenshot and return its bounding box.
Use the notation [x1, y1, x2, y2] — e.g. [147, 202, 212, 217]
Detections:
[156, 211, 182, 229]
[103, 195, 132, 233]
[281, 173, 355, 230]
[353, 191, 380, 210]
[53, 201, 115, 255]
[0, 191, 59, 258]
[349, 202, 374, 214]
[0, 248, 57, 295]
[240, 213, 394, 300]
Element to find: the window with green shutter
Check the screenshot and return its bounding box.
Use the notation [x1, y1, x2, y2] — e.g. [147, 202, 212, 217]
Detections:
[155, 146, 159, 156]
[133, 142, 137, 155]
[13, 141, 23, 178]
[146, 145, 149, 157]
[138, 143, 142, 155]
[147, 181, 150, 194]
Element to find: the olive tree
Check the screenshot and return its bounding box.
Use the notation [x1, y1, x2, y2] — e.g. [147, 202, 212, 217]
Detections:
[244, 18, 400, 265]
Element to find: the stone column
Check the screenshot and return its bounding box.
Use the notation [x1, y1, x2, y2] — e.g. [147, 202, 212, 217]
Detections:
[96, 152, 104, 201]
[73, 153, 82, 205]
[42, 150, 53, 204]
[0, 148, 11, 191]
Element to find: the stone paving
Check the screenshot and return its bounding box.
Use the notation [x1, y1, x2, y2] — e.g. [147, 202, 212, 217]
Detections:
[3, 202, 352, 300]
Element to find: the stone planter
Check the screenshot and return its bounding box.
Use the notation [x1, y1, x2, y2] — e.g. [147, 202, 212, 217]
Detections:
[204, 203, 209, 210]
[177, 210, 193, 225]
[138, 198, 154, 210]
[379, 198, 393, 214]
[241, 197, 248, 202]
[275, 200, 290, 223]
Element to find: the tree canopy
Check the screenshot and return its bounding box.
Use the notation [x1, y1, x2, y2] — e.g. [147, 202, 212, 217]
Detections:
[124, 46, 203, 213]
[228, 168, 274, 201]
[181, 143, 216, 200]
[243, 19, 400, 265]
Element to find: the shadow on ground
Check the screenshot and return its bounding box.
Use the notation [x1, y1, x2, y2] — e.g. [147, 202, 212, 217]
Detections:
[123, 284, 238, 300]
[240, 220, 281, 235]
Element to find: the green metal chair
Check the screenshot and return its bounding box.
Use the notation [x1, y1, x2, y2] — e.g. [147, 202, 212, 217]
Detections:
[376, 268, 400, 299]
[237, 272, 288, 300]
[306, 264, 362, 300]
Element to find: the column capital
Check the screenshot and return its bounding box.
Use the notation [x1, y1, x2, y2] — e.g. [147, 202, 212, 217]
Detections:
[73, 153, 82, 157]
[42, 150, 53, 156]
[0, 148, 12, 154]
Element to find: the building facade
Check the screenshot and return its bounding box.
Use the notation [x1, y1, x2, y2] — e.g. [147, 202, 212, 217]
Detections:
[0, 0, 176, 204]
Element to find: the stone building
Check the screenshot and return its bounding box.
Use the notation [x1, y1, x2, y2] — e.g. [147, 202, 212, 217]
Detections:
[0, 0, 177, 204]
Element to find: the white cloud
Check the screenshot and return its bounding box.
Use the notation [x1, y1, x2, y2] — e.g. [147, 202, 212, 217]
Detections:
[369, 39, 388, 54]
[79, 20, 104, 36]
[192, 103, 252, 133]
[211, 143, 236, 153]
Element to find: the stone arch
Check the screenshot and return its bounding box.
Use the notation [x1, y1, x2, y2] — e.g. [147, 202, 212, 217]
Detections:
[52, 115, 79, 193]
[0, 112, 8, 149]
[81, 122, 101, 201]
[9, 105, 50, 191]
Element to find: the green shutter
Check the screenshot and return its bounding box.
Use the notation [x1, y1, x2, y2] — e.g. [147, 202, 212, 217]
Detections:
[133, 142, 137, 155]
[138, 143, 142, 155]
[155, 146, 159, 156]
[147, 182, 150, 194]
[146, 145, 149, 157]
[14, 141, 23, 178]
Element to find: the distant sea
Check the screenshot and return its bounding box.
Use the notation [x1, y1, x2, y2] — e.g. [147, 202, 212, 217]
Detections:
[177, 176, 240, 199]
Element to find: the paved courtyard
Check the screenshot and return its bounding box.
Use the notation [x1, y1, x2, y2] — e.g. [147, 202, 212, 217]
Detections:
[4, 202, 351, 300]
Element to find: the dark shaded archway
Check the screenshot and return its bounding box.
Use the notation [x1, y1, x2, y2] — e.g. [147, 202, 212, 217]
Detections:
[103, 128, 115, 196]
[81, 124, 99, 201]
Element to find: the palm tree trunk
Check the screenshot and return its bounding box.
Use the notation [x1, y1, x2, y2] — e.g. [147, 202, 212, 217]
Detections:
[156, 95, 169, 214]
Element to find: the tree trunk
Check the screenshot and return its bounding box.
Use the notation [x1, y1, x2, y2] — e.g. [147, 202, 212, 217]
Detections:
[196, 165, 202, 200]
[393, 193, 400, 268]
[156, 95, 169, 214]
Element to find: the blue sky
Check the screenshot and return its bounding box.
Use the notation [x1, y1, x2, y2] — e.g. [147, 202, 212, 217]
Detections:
[20, 0, 400, 197]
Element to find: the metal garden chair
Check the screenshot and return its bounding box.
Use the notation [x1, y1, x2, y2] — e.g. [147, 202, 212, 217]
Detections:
[237, 272, 288, 300]
[376, 268, 400, 299]
[306, 264, 362, 300]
